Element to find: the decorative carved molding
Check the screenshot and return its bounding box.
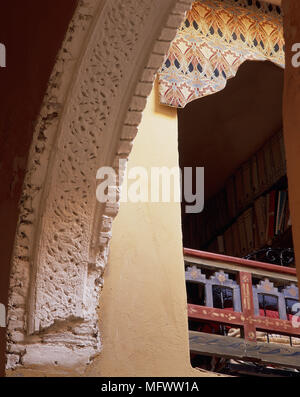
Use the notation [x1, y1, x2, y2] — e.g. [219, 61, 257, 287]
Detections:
[6, 0, 194, 373]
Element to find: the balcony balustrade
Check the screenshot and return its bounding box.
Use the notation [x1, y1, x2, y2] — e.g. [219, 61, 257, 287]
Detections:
[184, 248, 300, 370]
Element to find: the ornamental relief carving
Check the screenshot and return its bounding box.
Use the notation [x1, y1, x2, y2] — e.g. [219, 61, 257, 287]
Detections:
[6, 0, 193, 372]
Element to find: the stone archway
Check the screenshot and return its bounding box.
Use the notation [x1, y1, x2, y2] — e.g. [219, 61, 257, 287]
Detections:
[6, 0, 195, 375]
[4, 0, 300, 378]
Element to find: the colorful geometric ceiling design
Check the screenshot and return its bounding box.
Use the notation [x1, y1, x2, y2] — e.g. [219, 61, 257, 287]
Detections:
[158, 0, 284, 108]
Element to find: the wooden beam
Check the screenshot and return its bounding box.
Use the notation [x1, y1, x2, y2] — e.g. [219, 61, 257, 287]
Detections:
[188, 304, 244, 326]
[188, 304, 300, 337]
[225, 362, 300, 377]
[184, 248, 297, 276]
[251, 315, 300, 337]
[239, 272, 256, 341]
[189, 331, 300, 369]
[184, 254, 298, 282]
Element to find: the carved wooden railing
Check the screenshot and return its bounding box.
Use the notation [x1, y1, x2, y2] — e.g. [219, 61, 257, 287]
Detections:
[184, 248, 300, 370]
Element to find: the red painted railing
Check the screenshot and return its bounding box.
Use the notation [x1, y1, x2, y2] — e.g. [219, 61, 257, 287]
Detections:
[184, 247, 297, 276]
[184, 248, 300, 342]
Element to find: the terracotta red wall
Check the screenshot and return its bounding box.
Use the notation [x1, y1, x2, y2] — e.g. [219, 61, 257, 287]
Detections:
[283, 0, 300, 284]
[0, 0, 78, 377]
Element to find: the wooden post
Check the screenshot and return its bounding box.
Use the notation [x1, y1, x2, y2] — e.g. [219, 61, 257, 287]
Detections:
[239, 271, 256, 342]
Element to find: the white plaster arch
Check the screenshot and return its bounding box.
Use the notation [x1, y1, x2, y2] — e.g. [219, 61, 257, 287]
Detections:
[6, 0, 195, 373]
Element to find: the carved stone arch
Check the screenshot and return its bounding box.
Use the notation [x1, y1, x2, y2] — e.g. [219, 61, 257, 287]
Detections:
[6, 0, 195, 373]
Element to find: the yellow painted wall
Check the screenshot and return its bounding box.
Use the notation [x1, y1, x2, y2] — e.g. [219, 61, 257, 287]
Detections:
[90, 84, 206, 377]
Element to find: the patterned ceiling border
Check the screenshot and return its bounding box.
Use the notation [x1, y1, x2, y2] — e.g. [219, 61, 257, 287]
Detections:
[158, 0, 284, 108]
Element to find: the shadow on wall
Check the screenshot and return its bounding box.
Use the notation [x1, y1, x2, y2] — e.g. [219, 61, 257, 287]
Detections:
[0, 0, 78, 377]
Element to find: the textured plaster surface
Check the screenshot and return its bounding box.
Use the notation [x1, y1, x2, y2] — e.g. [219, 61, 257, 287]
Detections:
[6, 0, 195, 375]
[86, 85, 213, 377]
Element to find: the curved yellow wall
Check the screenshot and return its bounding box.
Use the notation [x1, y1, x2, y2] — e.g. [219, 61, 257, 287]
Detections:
[91, 84, 206, 377]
